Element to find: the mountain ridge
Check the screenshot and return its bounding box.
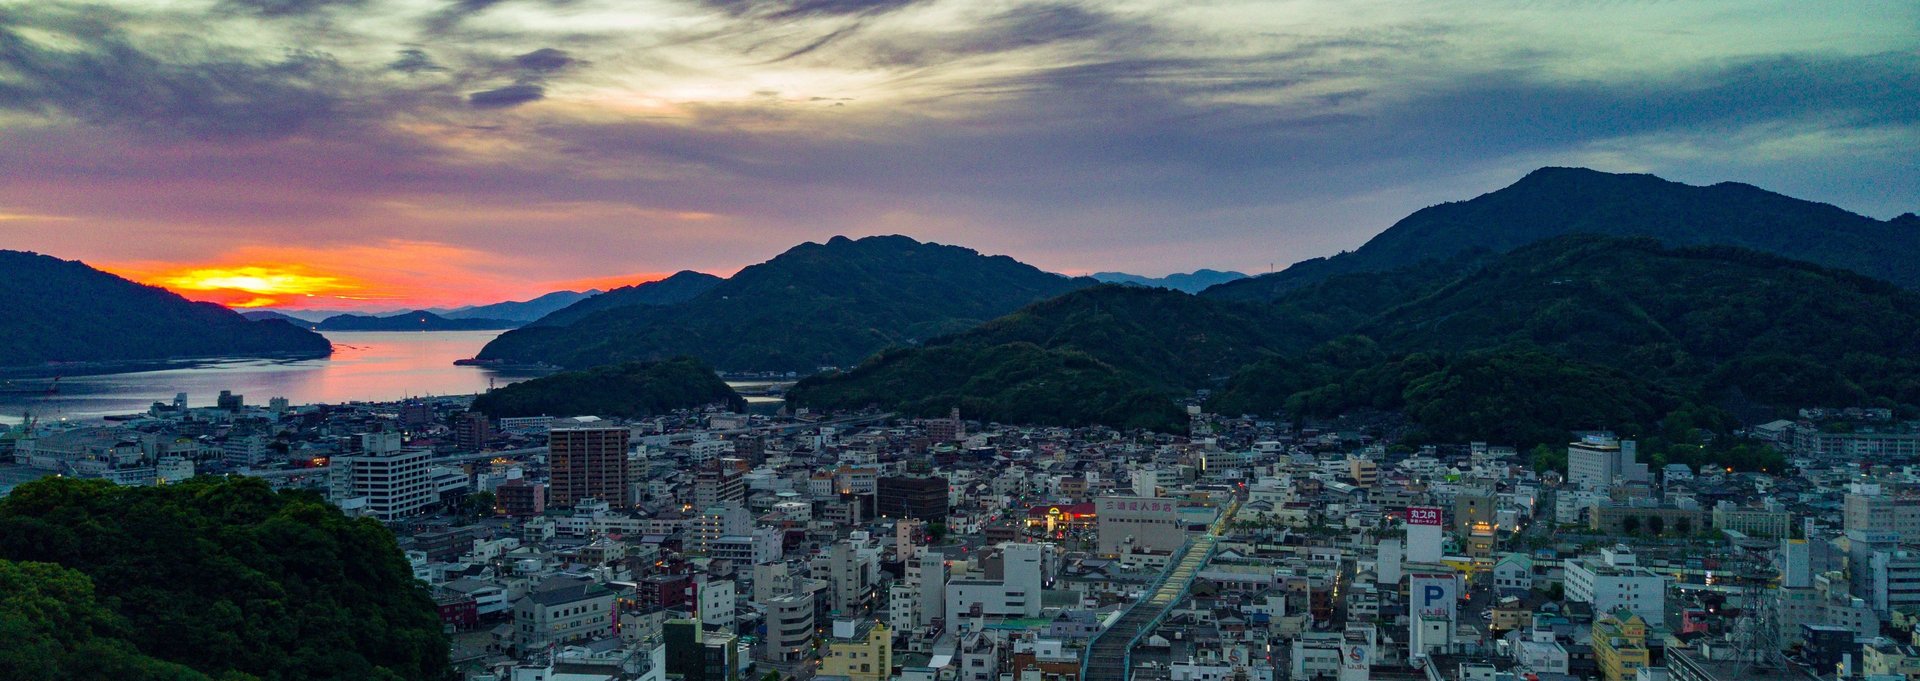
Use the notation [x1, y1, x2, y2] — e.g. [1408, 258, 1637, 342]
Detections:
[1204, 167, 1920, 301]
[0, 250, 332, 367]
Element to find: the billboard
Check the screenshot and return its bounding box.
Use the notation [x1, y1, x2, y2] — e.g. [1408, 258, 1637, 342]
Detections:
[1407, 506, 1443, 526]
[1408, 572, 1458, 621]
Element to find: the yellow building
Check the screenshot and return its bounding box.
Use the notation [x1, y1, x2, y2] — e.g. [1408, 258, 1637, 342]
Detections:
[1593, 610, 1650, 681]
[1864, 641, 1920, 681]
[822, 619, 892, 681]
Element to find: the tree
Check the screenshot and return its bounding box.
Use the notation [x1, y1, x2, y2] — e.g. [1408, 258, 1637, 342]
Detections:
[1647, 516, 1666, 536]
[466, 491, 497, 519]
[1674, 517, 1693, 535]
[1621, 516, 1641, 535]
[0, 477, 452, 681]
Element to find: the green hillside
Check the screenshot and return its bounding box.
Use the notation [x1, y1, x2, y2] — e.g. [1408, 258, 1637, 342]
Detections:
[470, 357, 746, 418]
[477, 235, 1093, 372]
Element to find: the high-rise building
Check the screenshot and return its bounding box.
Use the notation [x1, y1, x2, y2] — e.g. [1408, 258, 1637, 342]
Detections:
[1567, 434, 1648, 490]
[1844, 483, 1920, 543]
[549, 421, 631, 507]
[328, 437, 433, 522]
[694, 462, 746, 510]
[454, 411, 492, 451]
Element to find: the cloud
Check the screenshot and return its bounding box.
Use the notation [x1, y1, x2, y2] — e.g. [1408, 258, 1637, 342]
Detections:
[0, 0, 1915, 296]
[468, 83, 546, 108]
[514, 47, 575, 72]
[0, 10, 356, 137]
[221, 0, 367, 17]
[701, 0, 925, 20]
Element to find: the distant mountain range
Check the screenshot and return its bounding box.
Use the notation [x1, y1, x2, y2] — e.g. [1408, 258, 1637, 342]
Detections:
[308, 310, 520, 332]
[1205, 166, 1920, 301]
[439, 289, 600, 322]
[477, 235, 1094, 371]
[1091, 269, 1246, 293]
[0, 250, 332, 367]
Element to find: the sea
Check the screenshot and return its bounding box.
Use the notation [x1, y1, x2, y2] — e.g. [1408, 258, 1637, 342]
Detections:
[0, 331, 779, 426]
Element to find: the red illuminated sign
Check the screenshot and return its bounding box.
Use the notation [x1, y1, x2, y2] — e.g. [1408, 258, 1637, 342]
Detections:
[1406, 507, 1442, 526]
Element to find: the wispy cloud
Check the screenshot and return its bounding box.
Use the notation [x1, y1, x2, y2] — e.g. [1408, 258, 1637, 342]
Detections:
[0, 0, 1914, 300]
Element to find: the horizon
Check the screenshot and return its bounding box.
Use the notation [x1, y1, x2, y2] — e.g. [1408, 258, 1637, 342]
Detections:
[3, 1, 1914, 310]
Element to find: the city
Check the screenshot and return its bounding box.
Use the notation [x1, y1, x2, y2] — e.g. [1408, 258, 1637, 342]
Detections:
[8, 389, 1920, 681]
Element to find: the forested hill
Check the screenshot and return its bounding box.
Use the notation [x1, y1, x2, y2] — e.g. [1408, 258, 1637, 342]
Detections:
[1205, 167, 1920, 302]
[0, 250, 333, 367]
[523, 270, 723, 328]
[470, 357, 746, 418]
[475, 235, 1094, 372]
[0, 477, 451, 680]
[1208, 236, 1920, 445]
[796, 236, 1920, 445]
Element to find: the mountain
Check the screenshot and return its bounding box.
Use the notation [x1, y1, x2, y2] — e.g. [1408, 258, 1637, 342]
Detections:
[797, 236, 1920, 441]
[240, 310, 311, 326]
[0, 250, 332, 367]
[525, 271, 722, 328]
[441, 289, 601, 322]
[1091, 269, 1247, 293]
[314, 310, 518, 331]
[469, 357, 745, 418]
[787, 285, 1289, 430]
[1205, 167, 1920, 301]
[476, 235, 1095, 372]
[1208, 236, 1920, 445]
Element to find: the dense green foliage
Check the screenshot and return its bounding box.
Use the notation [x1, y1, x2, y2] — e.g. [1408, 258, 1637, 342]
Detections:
[1203, 167, 1920, 299]
[315, 309, 517, 331]
[804, 235, 1920, 449]
[0, 250, 333, 366]
[477, 235, 1092, 371]
[0, 477, 451, 681]
[790, 342, 1187, 432]
[0, 559, 211, 680]
[526, 270, 721, 328]
[471, 357, 746, 418]
[1209, 236, 1920, 448]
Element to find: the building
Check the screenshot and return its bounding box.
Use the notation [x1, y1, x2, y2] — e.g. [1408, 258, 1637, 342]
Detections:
[947, 542, 1050, 619]
[1793, 426, 1920, 459]
[666, 619, 741, 681]
[1567, 434, 1648, 490]
[495, 477, 546, 517]
[926, 408, 965, 443]
[1589, 502, 1705, 536]
[1711, 502, 1792, 537]
[763, 594, 815, 665]
[877, 476, 950, 521]
[1564, 546, 1668, 621]
[454, 411, 492, 451]
[549, 421, 631, 507]
[1844, 483, 1920, 543]
[694, 462, 746, 510]
[1592, 611, 1650, 681]
[513, 577, 617, 649]
[821, 619, 891, 681]
[327, 436, 433, 522]
[1096, 496, 1188, 555]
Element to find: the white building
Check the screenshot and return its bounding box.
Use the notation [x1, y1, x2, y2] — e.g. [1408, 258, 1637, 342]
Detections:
[1566, 434, 1647, 490]
[947, 542, 1050, 618]
[327, 435, 432, 522]
[1563, 545, 1667, 621]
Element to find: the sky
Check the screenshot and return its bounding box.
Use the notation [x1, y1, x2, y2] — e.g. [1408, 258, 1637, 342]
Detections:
[0, 0, 1915, 310]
